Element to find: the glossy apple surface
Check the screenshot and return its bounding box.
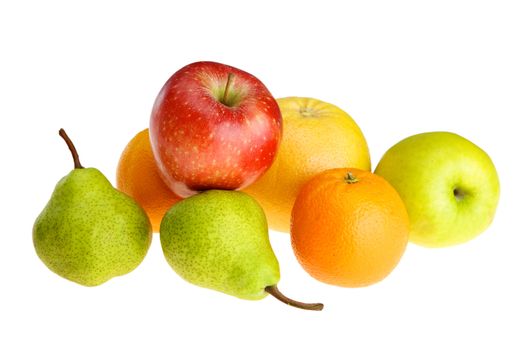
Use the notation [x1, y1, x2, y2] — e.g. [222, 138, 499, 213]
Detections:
[150, 61, 282, 197]
[375, 132, 499, 247]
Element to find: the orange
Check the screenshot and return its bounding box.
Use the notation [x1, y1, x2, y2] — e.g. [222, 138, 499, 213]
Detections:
[243, 97, 370, 233]
[290, 168, 409, 287]
[117, 129, 181, 232]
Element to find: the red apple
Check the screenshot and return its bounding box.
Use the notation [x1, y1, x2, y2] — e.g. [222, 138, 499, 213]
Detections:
[150, 61, 282, 198]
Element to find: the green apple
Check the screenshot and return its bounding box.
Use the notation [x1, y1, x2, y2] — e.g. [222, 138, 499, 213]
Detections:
[374, 132, 499, 247]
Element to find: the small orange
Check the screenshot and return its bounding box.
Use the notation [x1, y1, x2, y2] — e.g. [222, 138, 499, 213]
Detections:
[117, 129, 181, 232]
[290, 168, 409, 287]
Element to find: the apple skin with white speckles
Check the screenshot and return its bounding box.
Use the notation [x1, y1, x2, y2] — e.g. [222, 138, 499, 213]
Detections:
[150, 61, 282, 198]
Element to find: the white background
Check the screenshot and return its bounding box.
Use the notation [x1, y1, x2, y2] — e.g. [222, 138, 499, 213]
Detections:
[1, 1, 524, 349]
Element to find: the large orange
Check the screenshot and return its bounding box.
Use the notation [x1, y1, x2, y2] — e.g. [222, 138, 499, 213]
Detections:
[243, 97, 370, 233]
[291, 168, 409, 287]
[117, 129, 181, 232]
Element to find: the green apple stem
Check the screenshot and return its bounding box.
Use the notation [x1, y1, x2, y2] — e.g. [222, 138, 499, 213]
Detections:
[265, 285, 324, 311]
[58, 128, 84, 169]
[344, 172, 359, 184]
[221, 73, 235, 104]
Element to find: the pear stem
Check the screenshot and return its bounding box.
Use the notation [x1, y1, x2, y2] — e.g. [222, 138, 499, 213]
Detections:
[265, 285, 324, 311]
[221, 73, 235, 104]
[58, 128, 83, 169]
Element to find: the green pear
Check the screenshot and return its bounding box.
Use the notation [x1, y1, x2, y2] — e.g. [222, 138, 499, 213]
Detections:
[160, 190, 323, 311]
[33, 129, 152, 286]
[375, 132, 500, 247]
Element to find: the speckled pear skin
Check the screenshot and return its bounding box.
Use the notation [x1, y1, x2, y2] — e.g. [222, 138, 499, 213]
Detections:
[160, 190, 280, 300]
[33, 168, 152, 286]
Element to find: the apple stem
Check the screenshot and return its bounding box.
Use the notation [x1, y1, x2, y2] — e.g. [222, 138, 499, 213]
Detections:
[344, 172, 359, 184]
[221, 73, 235, 104]
[58, 128, 84, 169]
[265, 285, 324, 311]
